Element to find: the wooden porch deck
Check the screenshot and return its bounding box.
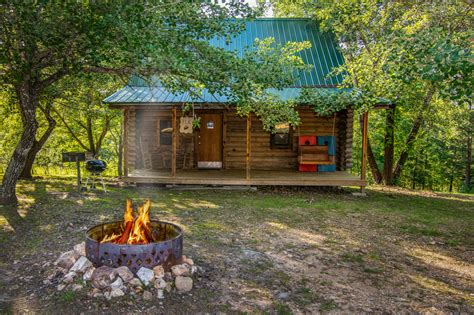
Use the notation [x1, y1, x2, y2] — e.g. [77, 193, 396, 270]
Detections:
[125, 169, 366, 187]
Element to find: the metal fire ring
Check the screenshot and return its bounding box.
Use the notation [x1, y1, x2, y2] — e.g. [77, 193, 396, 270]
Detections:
[85, 220, 183, 274]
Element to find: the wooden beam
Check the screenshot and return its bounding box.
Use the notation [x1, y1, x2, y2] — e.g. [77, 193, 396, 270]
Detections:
[360, 111, 369, 192]
[246, 114, 251, 180]
[123, 109, 129, 177]
[172, 107, 177, 177]
[222, 112, 227, 169]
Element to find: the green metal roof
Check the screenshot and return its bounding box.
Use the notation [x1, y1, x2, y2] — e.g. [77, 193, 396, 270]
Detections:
[105, 86, 354, 104]
[104, 18, 346, 104]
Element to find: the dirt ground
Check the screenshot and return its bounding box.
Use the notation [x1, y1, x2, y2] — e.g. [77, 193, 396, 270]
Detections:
[0, 179, 473, 314]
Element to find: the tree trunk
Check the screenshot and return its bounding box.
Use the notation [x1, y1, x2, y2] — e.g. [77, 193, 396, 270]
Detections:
[20, 104, 56, 179]
[86, 117, 97, 157]
[465, 102, 472, 190]
[0, 84, 39, 204]
[383, 106, 395, 185]
[359, 117, 383, 184]
[392, 87, 435, 180]
[466, 134, 472, 189]
[421, 149, 426, 190]
[449, 173, 454, 192]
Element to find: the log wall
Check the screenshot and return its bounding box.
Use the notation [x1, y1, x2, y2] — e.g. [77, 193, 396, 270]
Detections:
[124, 109, 194, 173]
[124, 107, 353, 172]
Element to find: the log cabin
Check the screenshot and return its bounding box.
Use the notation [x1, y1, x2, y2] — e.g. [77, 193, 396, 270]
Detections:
[104, 18, 385, 191]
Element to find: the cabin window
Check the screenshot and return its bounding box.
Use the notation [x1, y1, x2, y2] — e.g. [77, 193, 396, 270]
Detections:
[270, 123, 292, 149]
[159, 120, 172, 146]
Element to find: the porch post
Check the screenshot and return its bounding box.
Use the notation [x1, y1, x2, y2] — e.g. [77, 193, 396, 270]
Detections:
[246, 113, 251, 180]
[360, 111, 369, 193]
[172, 107, 177, 177]
[123, 109, 128, 177]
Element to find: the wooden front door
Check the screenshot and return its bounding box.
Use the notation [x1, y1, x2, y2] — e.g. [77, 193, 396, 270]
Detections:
[197, 113, 223, 168]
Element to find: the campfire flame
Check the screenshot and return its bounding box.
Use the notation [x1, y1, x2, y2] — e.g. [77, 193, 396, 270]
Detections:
[100, 199, 155, 244]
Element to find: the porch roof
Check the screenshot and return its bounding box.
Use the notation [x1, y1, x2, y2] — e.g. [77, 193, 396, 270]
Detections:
[103, 85, 392, 106]
[104, 85, 346, 104]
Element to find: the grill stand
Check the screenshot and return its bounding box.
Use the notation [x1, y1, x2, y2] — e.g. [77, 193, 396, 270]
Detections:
[83, 172, 107, 193]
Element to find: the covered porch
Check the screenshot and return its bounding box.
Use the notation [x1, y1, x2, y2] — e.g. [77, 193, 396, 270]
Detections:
[125, 169, 366, 187]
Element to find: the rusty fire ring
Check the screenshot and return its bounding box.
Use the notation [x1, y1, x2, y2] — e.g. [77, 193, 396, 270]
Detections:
[85, 220, 183, 274]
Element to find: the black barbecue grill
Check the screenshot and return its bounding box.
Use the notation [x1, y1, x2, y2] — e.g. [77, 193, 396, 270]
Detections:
[84, 159, 107, 193]
[85, 160, 107, 173]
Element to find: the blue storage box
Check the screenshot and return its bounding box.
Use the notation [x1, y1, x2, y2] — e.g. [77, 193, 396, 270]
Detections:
[317, 136, 336, 155]
[318, 164, 336, 172]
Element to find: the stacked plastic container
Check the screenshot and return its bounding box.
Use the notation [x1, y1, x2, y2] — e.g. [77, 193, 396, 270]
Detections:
[317, 136, 336, 172]
[298, 136, 317, 172]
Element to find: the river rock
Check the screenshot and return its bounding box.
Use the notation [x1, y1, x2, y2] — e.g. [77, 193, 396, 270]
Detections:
[171, 264, 189, 277]
[277, 292, 290, 300]
[129, 278, 143, 287]
[115, 266, 134, 282]
[110, 277, 123, 290]
[70, 256, 92, 273]
[104, 291, 112, 300]
[83, 267, 95, 281]
[175, 276, 193, 292]
[73, 242, 86, 257]
[154, 278, 167, 289]
[71, 284, 83, 292]
[182, 255, 194, 266]
[55, 251, 77, 270]
[143, 290, 153, 301]
[110, 288, 125, 298]
[62, 271, 76, 284]
[91, 266, 117, 289]
[153, 265, 165, 278]
[136, 267, 154, 286]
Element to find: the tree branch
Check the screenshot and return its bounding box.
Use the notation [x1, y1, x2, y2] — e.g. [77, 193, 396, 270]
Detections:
[95, 116, 111, 156]
[392, 87, 436, 180]
[36, 67, 69, 92]
[53, 108, 90, 152]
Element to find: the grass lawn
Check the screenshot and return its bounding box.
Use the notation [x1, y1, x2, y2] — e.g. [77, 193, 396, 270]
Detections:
[0, 178, 473, 313]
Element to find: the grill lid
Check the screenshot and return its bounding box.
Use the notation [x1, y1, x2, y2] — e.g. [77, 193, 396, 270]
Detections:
[85, 160, 107, 173]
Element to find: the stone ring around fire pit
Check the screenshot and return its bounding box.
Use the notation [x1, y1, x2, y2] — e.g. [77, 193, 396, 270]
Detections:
[85, 220, 183, 274]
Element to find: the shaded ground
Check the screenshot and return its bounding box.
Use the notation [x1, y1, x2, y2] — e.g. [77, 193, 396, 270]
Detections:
[0, 178, 473, 314]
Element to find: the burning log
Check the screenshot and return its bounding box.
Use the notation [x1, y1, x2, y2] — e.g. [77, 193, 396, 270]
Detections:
[100, 199, 156, 245]
[115, 200, 134, 244]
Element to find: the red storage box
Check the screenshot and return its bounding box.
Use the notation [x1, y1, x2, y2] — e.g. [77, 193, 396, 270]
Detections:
[298, 164, 317, 172]
[299, 135, 316, 146]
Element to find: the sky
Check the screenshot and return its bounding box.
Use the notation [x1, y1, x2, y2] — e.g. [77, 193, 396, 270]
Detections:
[215, 0, 273, 16]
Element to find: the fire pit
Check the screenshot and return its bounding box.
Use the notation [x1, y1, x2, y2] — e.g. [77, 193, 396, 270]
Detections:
[85, 221, 183, 274]
[85, 200, 183, 274]
[49, 199, 198, 299]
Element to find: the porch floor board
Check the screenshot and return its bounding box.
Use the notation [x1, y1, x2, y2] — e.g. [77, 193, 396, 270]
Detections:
[125, 169, 366, 187]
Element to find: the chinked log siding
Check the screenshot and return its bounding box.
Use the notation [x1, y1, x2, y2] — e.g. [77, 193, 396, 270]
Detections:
[124, 108, 353, 172]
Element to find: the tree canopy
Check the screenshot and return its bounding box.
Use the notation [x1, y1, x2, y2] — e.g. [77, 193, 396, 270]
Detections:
[0, 1, 309, 204]
[273, 0, 473, 190]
